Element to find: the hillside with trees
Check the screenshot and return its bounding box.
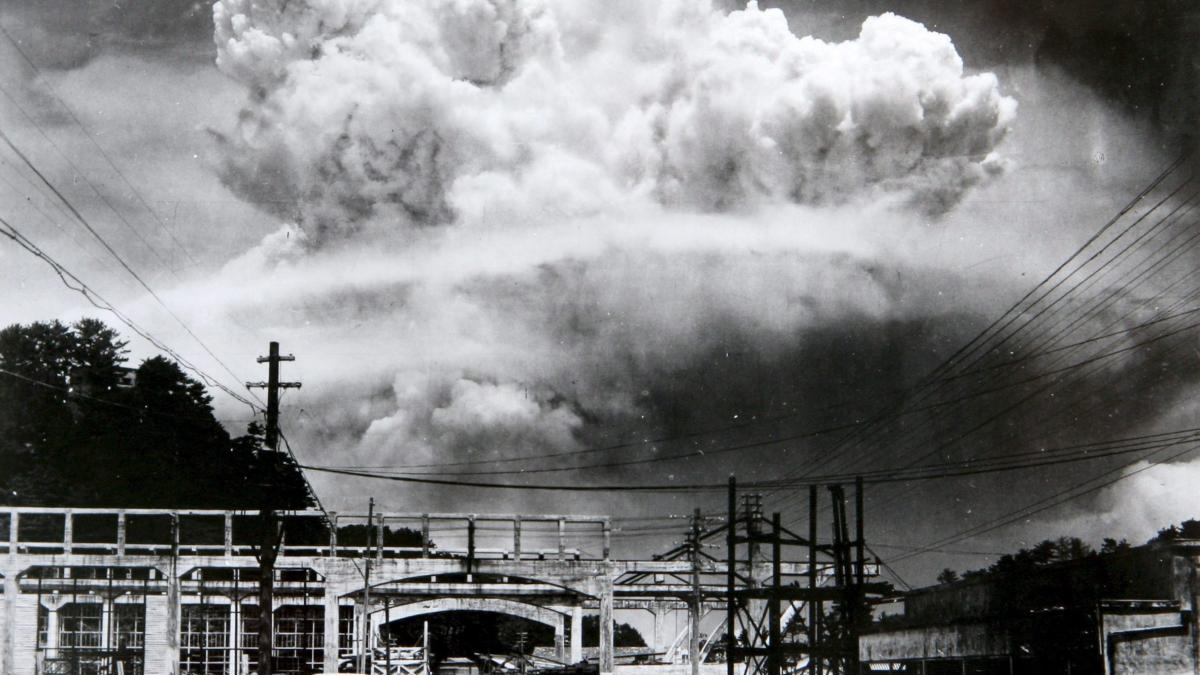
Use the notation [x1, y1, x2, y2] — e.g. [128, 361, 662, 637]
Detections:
[0, 318, 312, 509]
[934, 521, 1200, 588]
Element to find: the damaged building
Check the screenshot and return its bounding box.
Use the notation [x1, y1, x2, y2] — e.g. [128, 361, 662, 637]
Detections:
[859, 539, 1200, 674]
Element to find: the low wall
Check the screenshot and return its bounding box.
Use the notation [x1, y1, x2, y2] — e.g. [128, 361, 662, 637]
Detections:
[616, 665, 727, 675]
[860, 623, 1009, 661]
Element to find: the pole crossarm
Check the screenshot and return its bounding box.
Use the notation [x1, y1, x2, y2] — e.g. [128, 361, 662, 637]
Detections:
[245, 381, 301, 389]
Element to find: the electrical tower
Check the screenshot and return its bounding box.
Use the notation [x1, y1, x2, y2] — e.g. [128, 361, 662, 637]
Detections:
[246, 341, 301, 675]
[725, 477, 888, 675]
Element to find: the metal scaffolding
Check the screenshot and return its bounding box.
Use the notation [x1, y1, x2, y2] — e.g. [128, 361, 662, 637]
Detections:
[725, 477, 888, 675]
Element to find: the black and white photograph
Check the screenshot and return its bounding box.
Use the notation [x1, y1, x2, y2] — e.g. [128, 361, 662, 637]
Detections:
[0, 1, 1197, 673]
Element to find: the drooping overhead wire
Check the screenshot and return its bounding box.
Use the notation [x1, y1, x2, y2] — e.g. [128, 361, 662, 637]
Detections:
[0, 215, 260, 410]
[775, 155, 1197, 491]
[888, 439, 1200, 564]
[0, 21, 200, 270]
[300, 424, 1200, 491]
[753, 155, 1200, 567]
[0, 128, 263, 410]
[762, 155, 1200, 519]
[311, 308, 1200, 480]
[0, 366, 235, 425]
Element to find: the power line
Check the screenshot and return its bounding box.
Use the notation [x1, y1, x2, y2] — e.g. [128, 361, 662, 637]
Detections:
[766, 163, 1200, 520]
[864, 544, 912, 592]
[816, 192, 1200, 509]
[314, 319, 1200, 479]
[889, 440, 1200, 564]
[0, 130, 262, 410]
[312, 300, 1200, 485]
[0, 155, 121, 276]
[0, 366, 232, 425]
[770, 156, 1194, 489]
[0, 216, 259, 410]
[300, 424, 1200, 492]
[0, 80, 181, 274]
[0, 21, 200, 269]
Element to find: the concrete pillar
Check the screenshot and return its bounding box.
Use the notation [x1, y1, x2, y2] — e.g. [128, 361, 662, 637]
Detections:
[1190, 552, 1200, 675]
[100, 598, 112, 651]
[117, 512, 126, 556]
[571, 606, 583, 663]
[558, 519, 566, 561]
[356, 599, 368, 658]
[376, 515, 385, 563]
[555, 614, 566, 663]
[43, 604, 60, 658]
[0, 572, 11, 675]
[144, 593, 178, 674]
[329, 512, 338, 558]
[1190, 580, 1200, 675]
[600, 576, 615, 675]
[323, 588, 340, 674]
[602, 519, 611, 560]
[421, 515, 430, 557]
[4, 511, 16, 674]
[514, 516, 522, 560]
[652, 605, 665, 659]
[229, 603, 241, 675]
[37, 593, 69, 666]
[170, 516, 180, 674]
[12, 594, 38, 675]
[62, 511, 72, 555]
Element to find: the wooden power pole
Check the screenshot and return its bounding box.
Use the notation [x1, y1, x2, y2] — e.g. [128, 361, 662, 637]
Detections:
[247, 341, 300, 675]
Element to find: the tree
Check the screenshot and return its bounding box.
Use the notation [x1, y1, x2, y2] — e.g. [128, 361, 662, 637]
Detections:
[582, 615, 648, 647]
[1100, 537, 1131, 555]
[1153, 519, 1200, 543]
[980, 536, 1095, 578]
[936, 568, 960, 585]
[0, 319, 312, 510]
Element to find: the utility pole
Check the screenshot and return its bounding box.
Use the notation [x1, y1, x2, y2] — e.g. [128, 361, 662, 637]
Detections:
[359, 497, 375, 674]
[689, 508, 702, 675]
[742, 494, 763, 566]
[247, 342, 301, 451]
[726, 477, 737, 675]
[517, 630, 529, 675]
[246, 341, 300, 675]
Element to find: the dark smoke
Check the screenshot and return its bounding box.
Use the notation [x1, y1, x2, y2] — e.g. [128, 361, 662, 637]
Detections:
[0, 0, 213, 69]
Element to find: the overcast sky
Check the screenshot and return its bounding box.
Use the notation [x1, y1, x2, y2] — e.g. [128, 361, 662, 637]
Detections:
[0, 0, 1197, 585]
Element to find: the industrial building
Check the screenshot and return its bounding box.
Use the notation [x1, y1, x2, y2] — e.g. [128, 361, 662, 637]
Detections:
[0, 505, 807, 675]
[859, 539, 1200, 674]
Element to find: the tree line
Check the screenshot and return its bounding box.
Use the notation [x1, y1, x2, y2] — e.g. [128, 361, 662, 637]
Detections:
[0, 318, 312, 509]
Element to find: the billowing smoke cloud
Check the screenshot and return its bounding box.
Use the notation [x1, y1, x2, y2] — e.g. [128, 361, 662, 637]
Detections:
[1040, 460, 1200, 548]
[212, 0, 1014, 240]
[360, 377, 584, 466]
[197, 0, 1029, 514]
[189, 0, 1199, 542]
[763, 0, 1200, 142]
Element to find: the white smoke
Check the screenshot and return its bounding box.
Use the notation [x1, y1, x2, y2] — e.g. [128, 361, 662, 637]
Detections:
[1030, 395, 1200, 547]
[201, 0, 1026, 511]
[1056, 460, 1200, 545]
[212, 0, 1015, 239]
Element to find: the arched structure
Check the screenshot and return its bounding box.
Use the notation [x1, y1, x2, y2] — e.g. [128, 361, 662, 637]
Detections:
[371, 597, 566, 629]
[0, 506, 821, 675]
[366, 594, 574, 662]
